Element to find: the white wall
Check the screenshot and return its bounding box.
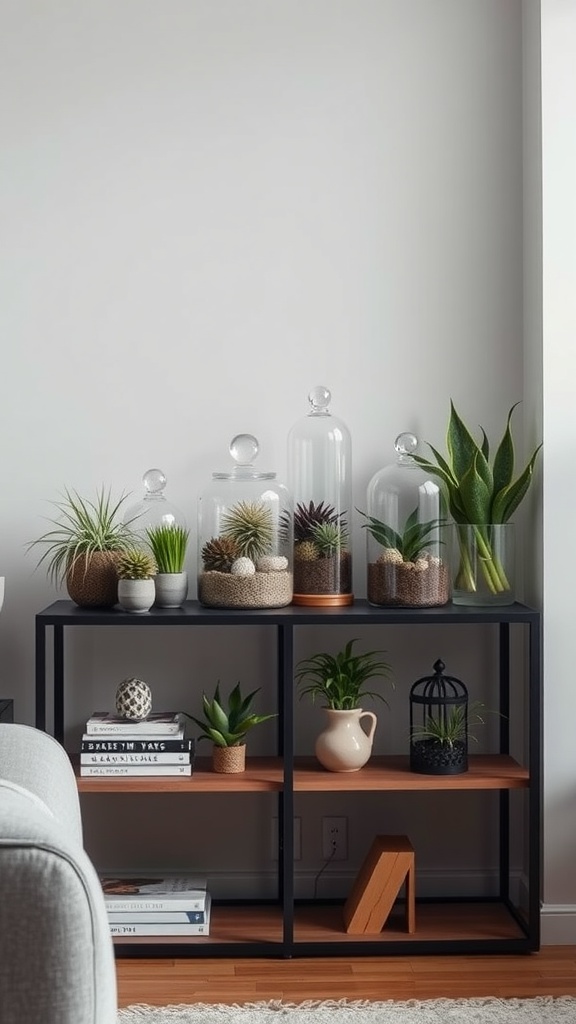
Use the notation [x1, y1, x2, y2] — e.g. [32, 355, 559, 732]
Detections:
[1, 1, 548, 916]
[539, 0, 576, 943]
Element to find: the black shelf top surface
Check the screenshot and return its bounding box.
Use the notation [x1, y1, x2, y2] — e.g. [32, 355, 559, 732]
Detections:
[36, 598, 541, 627]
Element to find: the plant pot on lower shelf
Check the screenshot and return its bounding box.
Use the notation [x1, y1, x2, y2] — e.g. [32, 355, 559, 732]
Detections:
[212, 745, 246, 773]
[410, 738, 467, 775]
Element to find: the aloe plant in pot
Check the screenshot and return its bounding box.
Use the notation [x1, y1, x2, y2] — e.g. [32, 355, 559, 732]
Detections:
[28, 488, 140, 607]
[412, 402, 542, 606]
[188, 681, 276, 773]
[295, 639, 394, 772]
[146, 523, 190, 608]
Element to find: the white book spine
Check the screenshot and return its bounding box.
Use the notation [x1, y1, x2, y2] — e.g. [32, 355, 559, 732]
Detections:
[104, 895, 206, 912]
[110, 921, 209, 936]
[107, 910, 206, 923]
[80, 752, 192, 765]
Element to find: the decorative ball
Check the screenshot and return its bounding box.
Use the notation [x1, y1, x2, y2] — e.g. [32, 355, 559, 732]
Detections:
[115, 677, 152, 721]
[256, 555, 288, 573]
[230, 557, 256, 577]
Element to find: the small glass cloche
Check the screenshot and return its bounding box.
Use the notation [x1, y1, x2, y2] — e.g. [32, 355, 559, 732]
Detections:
[287, 386, 353, 606]
[361, 432, 450, 607]
[198, 434, 293, 609]
[123, 469, 187, 536]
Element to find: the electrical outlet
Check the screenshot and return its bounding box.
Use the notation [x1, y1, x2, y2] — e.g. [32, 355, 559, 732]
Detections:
[322, 816, 348, 860]
[271, 817, 301, 860]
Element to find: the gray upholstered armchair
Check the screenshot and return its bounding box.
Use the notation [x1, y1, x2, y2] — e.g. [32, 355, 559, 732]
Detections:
[0, 723, 117, 1024]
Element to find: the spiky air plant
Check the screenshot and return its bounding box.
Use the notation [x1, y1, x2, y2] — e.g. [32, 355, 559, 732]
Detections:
[357, 507, 444, 562]
[291, 500, 344, 543]
[201, 536, 241, 572]
[220, 501, 273, 561]
[116, 548, 157, 580]
[310, 521, 348, 558]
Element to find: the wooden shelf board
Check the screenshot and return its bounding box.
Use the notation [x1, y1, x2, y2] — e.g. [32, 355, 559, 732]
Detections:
[111, 901, 526, 947]
[292, 755, 529, 791]
[74, 756, 284, 793]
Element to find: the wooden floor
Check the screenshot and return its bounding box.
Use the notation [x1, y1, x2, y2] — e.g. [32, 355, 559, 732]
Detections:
[116, 947, 576, 1006]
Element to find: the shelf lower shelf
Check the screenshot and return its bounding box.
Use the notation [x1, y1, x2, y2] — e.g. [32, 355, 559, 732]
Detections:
[74, 754, 529, 794]
[111, 900, 529, 957]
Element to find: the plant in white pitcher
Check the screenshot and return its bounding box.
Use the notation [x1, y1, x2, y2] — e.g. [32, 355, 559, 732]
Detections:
[295, 639, 394, 772]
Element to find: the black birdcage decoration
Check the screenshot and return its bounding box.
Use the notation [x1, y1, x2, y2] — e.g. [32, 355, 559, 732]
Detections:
[409, 659, 469, 775]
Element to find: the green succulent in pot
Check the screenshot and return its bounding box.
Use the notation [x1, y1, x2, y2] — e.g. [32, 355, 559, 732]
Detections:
[116, 548, 157, 580]
[189, 681, 276, 747]
[28, 487, 140, 607]
[357, 506, 445, 563]
[412, 402, 542, 597]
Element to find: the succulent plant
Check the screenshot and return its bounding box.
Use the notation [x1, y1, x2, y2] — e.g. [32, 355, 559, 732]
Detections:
[201, 536, 241, 572]
[358, 507, 444, 563]
[291, 500, 345, 543]
[310, 520, 348, 557]
[116, 548, 157, 580]
[28, 487, 140, 586]
[146, 524, 189, 573]
[294, 540, 320, 562]
[220, 501, 273, 561]
[188, 681, 276, 747]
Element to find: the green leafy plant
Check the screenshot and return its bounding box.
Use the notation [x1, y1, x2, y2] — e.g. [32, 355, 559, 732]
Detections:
[146, 524, 189, 573]
[295, 639, 393, 711]
[412, 402, 542, 595]
[357, 507, 444, 562]
[220, 501, 273, 560]
[28, 487, 139, 585]
[188, 682, 276, 747]
[117, 548, 157, 580]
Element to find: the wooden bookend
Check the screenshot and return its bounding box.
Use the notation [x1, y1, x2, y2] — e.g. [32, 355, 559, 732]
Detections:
[343, 834, 415, 935]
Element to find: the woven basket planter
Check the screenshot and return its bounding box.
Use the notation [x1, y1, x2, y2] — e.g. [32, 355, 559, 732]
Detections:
[212, 744, 246, 774]
[66, 551, 121, 608]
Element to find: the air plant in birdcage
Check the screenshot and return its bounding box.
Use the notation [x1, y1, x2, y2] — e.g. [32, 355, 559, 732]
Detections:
[220, 501, 274, 562]
[357, 506, 445, 565]
[411, 402, 542, 596]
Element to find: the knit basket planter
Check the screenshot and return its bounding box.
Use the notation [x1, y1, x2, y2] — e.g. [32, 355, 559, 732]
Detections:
[212, 745, 246, 774]
[66, 551, 121, 608]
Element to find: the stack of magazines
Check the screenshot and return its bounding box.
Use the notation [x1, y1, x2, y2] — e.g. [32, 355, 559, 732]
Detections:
[80, 711, 194, 777]
[101, 875, 211, 936]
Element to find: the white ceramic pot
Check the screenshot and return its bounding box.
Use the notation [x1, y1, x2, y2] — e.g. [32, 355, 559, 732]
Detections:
[117, 579, 156, 614]
[315, 707, 378, 772]
[154, 571, 188, 608]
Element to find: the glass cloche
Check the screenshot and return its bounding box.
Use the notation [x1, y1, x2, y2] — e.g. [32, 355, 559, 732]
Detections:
[197, 434, 293, 609]
[361, 432, 450, 607]
[123, 469, 187, 538]
[287, 386, 353, 606]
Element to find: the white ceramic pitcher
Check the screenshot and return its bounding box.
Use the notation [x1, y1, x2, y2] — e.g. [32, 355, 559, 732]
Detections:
[315, 707, 378, 772]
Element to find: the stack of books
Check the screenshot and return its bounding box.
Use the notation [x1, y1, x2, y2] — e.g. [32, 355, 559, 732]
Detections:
[80, 711, 194, 777]
[101, 874, 211, 936]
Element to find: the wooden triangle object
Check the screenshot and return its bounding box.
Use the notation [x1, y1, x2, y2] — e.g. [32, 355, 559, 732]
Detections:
[343, 834, 415, 934]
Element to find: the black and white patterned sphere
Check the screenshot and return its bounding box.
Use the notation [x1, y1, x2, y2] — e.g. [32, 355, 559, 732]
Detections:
[115, 677, 152, 721]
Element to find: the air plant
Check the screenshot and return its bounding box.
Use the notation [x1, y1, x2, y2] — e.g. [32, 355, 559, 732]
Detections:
[220, 501, 274, 561]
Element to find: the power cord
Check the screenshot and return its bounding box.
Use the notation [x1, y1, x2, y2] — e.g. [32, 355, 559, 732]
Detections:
[312, 840, 337, 899]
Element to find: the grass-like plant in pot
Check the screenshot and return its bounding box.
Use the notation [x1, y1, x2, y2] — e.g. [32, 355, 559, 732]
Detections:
[28, 487, 140, 607]
[412, 402, 542, 603]
[146, 524, 189, 573]
[295, 639, 394, 772]
[189, 681, 277, 773]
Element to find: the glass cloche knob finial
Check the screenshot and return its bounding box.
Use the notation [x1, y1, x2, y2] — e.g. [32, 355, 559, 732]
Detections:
[142, 468, 167, 495]
[230, 434, 259, 467]
[394, 433, 418, 457]
[308, 386, 331, 413]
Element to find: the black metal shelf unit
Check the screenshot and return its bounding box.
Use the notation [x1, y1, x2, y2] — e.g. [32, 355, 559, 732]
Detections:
[35, 598, 541, 959]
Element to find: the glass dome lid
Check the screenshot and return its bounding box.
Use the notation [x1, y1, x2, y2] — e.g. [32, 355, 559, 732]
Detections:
[212, 434, 275, 481]
[124, 468, 187, 533]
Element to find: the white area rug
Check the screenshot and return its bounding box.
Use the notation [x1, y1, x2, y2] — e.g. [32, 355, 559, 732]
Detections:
[117, 997, 576, 1024]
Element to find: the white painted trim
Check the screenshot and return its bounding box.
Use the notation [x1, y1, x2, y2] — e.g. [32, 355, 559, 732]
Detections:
[541, 904, 576, 945]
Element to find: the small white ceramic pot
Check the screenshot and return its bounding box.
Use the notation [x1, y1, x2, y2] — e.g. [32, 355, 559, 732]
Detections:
[117, 579, 156, 614]
[154, 571, 188, 608]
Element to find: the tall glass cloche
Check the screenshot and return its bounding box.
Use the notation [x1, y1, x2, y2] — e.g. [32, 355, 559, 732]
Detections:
[287, 386, 353, 606]
[123, 468, 187, 537]
[198, 434, 293, 609]
[360, 432, 450, 607]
